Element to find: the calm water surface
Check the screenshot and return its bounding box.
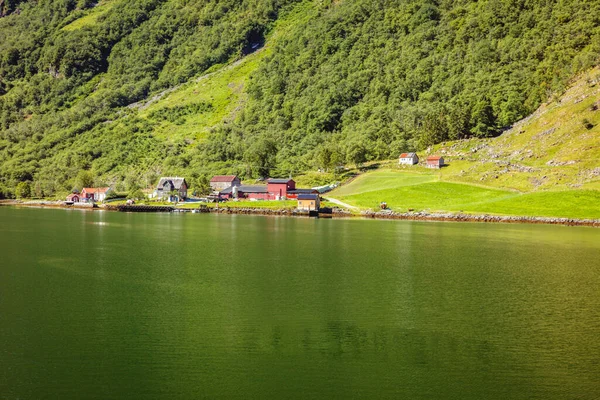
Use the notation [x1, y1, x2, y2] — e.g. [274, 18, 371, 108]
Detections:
[1, 207, 599, 399]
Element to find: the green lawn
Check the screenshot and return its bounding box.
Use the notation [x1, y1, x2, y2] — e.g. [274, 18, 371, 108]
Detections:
[332, 170, 436, 196]
[470, 190, 600, 219]
[329, 170, 600, 219]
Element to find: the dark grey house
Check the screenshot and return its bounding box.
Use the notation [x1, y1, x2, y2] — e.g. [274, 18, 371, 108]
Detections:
[156, 177, 188, 202]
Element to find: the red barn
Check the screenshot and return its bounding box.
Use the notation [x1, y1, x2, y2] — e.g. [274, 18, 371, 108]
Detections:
[66, 193, 80, 202]
[267, 179, 295, 200]
[426, 156, 445, 169]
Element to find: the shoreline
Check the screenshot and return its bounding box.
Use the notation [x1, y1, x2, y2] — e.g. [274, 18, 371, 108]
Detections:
[1, 200, 599, 227]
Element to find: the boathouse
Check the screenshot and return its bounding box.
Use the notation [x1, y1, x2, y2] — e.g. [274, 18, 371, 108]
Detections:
[66, 193, 80, 202]
[426, 156, 445, 169]
[297, 194, 320, 211]
[399, 152, 419, 165]
[210, 175, 241, 192]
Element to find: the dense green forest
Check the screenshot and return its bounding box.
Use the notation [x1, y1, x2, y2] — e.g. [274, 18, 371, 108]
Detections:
[0, 0, 599, 198]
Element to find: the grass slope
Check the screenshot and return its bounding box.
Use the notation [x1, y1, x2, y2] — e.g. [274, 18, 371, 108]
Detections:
[330, 170, 600, 219]
[62, 1, 121, 31]
[138, 52, 265, 142]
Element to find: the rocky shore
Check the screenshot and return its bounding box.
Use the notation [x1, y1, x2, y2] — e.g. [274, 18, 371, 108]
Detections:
[0, 200, 96, 209]
[204, 206, 600, 227]
[360, 210, 600, 227]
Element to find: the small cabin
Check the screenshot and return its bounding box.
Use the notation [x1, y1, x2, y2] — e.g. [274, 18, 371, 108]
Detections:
[426, 156, 445, 169]
[66, 193, 80, 203]
[399, 152, 419, 165]
[297, 194, 320, 211]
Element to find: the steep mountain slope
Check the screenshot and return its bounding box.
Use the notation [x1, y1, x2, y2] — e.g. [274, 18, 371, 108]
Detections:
[0, 0, 599, 198]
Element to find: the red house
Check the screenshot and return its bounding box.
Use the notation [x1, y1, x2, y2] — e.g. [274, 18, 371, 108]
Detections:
[266, 179, 295, 199]
[426, 156, 445, 169]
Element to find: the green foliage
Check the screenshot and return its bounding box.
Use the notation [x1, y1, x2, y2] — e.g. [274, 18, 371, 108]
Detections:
[76, 170, 94, 189]
[191, 174, 211, 196]
[105, 190, 121, 200]
[15, 181, 31, 198]
[127, 188, 146, 200]
[244, 136, 278, 178]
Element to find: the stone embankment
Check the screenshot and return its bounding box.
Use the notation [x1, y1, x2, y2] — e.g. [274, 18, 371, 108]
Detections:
[0, 200, 95, 209]
[208, 207, 348, 218]
[361, 210, 600, 227]
[209, 207, 306, 216]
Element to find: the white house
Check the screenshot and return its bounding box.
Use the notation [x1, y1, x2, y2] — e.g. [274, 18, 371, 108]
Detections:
[81, 187, 112, 202]
[399, 152, 419, 165]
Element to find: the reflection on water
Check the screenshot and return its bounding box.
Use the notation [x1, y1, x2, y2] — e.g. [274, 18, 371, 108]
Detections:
[1, 208, 599, 399]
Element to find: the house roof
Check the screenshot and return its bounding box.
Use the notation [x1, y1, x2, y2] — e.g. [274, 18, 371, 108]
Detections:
[66, 193, 80, 199]
[288, 189, 318, 194]
[220, 185, 267, 194]
[427, 156, 442, 161]
[157, 177, 187, 190]
[298, 194, 319, 201]
[82, 187, 110, 194]
[267, 178, 294, 184]
[400, 152, 417, 158]
[210, 175, 238, 183]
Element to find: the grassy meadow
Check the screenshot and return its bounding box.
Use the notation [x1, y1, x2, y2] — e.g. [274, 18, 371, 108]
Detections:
[328, 169, 600, 219]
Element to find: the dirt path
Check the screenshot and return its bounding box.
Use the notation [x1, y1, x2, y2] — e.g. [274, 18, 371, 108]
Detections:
[325, 197, 359, 210]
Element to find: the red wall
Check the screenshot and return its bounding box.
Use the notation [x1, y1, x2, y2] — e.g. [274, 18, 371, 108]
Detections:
[267, 183, 289, 199]
[246, 193, 274, 200]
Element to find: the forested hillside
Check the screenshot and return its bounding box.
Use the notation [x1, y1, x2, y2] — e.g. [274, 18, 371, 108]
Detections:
[1, 0, 599, 198]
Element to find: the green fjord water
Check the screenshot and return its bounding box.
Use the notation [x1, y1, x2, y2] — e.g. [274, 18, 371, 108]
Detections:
[1, 207, 599, 399]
